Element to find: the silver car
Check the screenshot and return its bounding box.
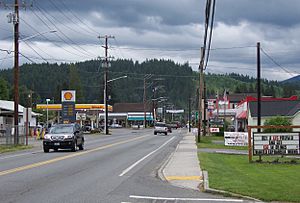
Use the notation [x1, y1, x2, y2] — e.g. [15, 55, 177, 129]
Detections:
[154, 122, 168, 135]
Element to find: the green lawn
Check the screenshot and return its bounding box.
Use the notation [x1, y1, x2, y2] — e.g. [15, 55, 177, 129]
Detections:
[199, 152, 300, 202]
[0, 145, 32, 154]
[197, 135, 248, 150]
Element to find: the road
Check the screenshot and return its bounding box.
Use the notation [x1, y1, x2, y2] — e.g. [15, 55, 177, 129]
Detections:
[0, 128, 251, 203]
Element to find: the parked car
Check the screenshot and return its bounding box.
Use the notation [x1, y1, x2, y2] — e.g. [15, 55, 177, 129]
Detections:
[154, 122, 168, 135]
[43, 123, 84, 153]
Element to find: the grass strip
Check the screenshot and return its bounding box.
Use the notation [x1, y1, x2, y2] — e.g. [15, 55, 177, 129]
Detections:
[0, 145, 32, 154]
[199, 152, 300, 202]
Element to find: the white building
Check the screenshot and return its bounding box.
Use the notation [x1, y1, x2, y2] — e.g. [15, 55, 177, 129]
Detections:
[0, 100, 39, 127]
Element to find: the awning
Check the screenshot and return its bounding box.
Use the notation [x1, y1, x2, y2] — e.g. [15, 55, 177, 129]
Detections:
[237, 111, 247, 119]
[127, 116, 153, 121]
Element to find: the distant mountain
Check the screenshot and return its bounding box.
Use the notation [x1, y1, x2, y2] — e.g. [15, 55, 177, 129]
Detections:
[281, 75, 300, 84]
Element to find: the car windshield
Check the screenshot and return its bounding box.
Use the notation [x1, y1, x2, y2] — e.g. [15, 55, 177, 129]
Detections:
[49, 125, 74, 134]
[155, 123, 166, 127]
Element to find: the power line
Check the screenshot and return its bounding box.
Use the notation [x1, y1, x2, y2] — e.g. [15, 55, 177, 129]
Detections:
[260, 48, 298, 76]
[204, 0, 216, 70]
[29, 8, 93, 58]
[33, 4, 96, 58]
[54, 0, 100, 37]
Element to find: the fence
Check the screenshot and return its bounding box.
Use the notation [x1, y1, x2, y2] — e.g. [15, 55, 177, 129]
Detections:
[0, 125, 26, 145]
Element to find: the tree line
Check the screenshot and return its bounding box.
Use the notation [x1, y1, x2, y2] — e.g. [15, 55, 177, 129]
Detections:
[0, 59, 299, 111]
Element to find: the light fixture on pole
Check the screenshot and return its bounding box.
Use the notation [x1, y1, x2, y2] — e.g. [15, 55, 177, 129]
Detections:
[46, 98, 50, 129]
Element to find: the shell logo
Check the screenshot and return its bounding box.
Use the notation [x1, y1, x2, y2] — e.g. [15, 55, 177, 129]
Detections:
[64, 92, 73, 101]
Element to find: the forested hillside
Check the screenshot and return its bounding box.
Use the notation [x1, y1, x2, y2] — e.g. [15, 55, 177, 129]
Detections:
[0, 59, 299, 110]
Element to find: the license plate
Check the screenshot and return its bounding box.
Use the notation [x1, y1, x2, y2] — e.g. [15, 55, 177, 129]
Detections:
[54, 143, 60, 146]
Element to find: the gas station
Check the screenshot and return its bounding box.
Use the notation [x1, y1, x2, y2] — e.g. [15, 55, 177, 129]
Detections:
[36, 103, 113, 129]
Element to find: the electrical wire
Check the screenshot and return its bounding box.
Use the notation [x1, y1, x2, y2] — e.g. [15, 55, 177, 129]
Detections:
[30, 8, 93, 58]
[260, 48, 298, 76]
[57, 0, 100, 36]
[204, 0, 216, 70]
[33, 4, 96, 58]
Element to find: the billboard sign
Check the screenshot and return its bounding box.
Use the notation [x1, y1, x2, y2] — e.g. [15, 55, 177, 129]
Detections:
[224, 132, 248, 146]
[253, 132, 300, 156]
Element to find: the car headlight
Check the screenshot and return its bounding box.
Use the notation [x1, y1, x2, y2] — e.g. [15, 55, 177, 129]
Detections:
[44, 134, 51, 140]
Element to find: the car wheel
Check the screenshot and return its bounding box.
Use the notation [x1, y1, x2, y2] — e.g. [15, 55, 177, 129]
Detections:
[165, 132, 167, 135]
[71, 140, 77, 152]
[43, 147, 49, 153]
[78, 139, 84, 150]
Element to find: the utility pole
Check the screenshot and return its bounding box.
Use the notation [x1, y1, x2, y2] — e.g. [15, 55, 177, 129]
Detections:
[144, 77, 146, 128]
[1, 0, 32, 145]
[198, 47, 204, 143]
[257, 42, 261, 132]
[203, 81, 207, 136]
[14, 0, 19, 145]
[98, 35, 114, 135]
[143, 74, 152, 128]
[188, 97, 191, 133]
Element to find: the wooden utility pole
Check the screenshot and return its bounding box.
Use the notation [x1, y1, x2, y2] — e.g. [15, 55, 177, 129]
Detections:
[143, 77, 147, 128]
[198, 47, 204, 143]
[257, 42, 261, 132]
[13, 0, 20, 145]
[98, 35, 114, 135]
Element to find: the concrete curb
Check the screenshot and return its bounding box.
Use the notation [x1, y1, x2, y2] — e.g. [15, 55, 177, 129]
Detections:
[202, 170, 263, 202]
[157, 143, 179, 182]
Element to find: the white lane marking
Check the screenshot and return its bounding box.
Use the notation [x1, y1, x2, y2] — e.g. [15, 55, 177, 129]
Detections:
[0, 150, 42, 160]
[119, 136, 175, 177]
[130, 195, 244, 202]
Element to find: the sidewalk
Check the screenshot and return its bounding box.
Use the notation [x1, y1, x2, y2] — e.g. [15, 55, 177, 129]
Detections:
[162, 132, 203, 190]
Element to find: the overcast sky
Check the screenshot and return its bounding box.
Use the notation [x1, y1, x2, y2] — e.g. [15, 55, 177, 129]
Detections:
[0, 0, 300, 81]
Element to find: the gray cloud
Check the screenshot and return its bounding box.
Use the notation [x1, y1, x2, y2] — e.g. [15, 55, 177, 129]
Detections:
[1, 0, 300, 81]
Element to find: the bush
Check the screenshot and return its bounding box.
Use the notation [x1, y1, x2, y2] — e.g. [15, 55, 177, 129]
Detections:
[263, 116, 292, 133]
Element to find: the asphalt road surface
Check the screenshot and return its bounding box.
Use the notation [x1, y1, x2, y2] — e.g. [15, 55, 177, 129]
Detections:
[0, 128, 253, 203]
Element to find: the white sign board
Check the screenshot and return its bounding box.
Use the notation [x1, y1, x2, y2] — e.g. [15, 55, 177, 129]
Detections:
[23, 108, 32, 123]
[253, 132, 300, 156]
[224, 132, 248, 146]
[166, 109, 184, 114]
[61, 90, 76, 102]
[157, 108, 163, 114]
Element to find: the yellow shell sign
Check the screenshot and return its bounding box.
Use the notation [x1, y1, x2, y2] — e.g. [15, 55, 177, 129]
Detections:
[64, 92, 73, 101]
[61, 90, 76, 102]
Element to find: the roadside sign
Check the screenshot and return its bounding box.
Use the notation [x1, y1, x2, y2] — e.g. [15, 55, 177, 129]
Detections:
[253, 132, 300, 156]
[23, 108, 32, 123]
[61, 90, 76, 123]
[224, 132, 248, 146]
[210, 128, 219, 133]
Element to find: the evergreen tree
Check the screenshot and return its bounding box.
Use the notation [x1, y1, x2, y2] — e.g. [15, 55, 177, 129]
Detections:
[0, 77, 9, 100]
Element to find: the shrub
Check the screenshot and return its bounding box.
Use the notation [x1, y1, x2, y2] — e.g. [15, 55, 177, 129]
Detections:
[263, 116, 292, 133]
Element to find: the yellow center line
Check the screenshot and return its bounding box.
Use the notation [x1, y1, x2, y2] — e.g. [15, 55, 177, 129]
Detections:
[165, 176, 202, 181]
[0, 134, 150, 177]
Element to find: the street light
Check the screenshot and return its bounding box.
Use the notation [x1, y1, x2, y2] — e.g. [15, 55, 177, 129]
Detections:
[20, 30, 57, 42]
[46, 98, 50, 129]
[104, 75, 127, 134]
